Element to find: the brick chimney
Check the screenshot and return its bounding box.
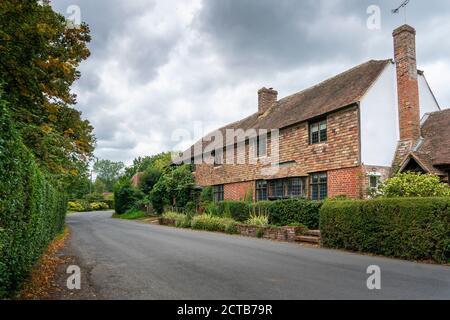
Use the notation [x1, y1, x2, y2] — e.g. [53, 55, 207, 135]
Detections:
[258, 87, 278, 114]
[393, 24, 421, 141]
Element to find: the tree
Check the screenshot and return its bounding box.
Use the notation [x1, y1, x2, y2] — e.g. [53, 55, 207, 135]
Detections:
[382, 172, 450, 198]
[139, 167, 162, 195]
[0, 0, 94, 182]
[93, 159, 125, 192]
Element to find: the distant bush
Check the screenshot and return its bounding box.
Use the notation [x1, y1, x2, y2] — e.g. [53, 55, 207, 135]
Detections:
[0, 104, 66, 298]
[90, 202, 109, 211]
[320, 198, 450, 263]
[191, 214, 238, 234]
[382, 172, 450, 198]
[84, 192, 105, 203]
[114, 183, 144, 214]
[68, 201, 85, 212]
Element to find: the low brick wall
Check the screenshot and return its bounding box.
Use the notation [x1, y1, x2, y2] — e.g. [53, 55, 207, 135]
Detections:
[159, 218, 176, 226]
[237, 224, 306, 242]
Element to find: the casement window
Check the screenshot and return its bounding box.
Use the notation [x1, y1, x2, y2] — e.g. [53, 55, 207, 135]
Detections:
[213, 185, 224, 202]
[309, 119, 327, 144]
[213, 149, 223, 167]
[256, 180, 268, 201]
[310, 172, 327, 200]
[369, 175, 381, 189]
[256, 135, 267, 158]
[266, 177, 307, 200]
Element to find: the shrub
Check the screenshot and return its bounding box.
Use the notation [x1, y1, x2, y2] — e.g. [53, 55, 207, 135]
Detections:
[251, 199, 323, 229]
[90, 202, 109, 211]
[217, 201, 250, 222]
[246, 212, 269, 227]
[113, 209, 146, 220]
[191, 214, 238, 234]
[320, 198, 450, 263]
[162, 212, 192, 228]
[200, 186, 213, 204]
[0, 104, 66, 298]
[382, 172, 450, 198]
[68, 201, 85, 212]
[84, 192, 105, 203]
[114, 183, 143, 214]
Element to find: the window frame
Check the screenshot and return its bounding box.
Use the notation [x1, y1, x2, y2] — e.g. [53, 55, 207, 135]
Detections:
[309, 118, 328, 144]
[266, 177, 307, 200]
[213, 185, 224, 202]
[255, 180, 268, 201]
[310, 172, 328, 200]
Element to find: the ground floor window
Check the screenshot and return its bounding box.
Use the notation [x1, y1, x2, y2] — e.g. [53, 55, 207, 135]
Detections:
[213, 185, 224, 202]
[369, 175, 381, 189]
[310, 172, 327, 200]
[256, 180, 268, 201]
[255, 177, 307, 201]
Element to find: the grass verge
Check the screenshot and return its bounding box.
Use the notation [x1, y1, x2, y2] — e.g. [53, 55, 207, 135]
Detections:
[112, 210, 147, 220]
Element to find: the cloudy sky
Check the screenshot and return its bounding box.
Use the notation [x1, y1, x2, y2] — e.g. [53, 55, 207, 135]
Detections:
[52, 0, 450, 164]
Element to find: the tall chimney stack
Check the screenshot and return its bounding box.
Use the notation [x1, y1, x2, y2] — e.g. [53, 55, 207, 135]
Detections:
[258, 87, 278, 114]
[393, 24, 421, 141]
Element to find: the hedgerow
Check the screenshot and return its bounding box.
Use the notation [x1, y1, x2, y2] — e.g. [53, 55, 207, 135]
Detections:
[320, 198, 450, 263]
[0, 103, 66, 298]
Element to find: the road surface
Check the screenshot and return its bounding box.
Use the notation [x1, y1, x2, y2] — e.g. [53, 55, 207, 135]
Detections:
[66, 211, 450, 300]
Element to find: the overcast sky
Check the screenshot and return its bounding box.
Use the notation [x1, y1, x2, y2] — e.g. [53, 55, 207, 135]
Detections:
[52, 0, 450, 164]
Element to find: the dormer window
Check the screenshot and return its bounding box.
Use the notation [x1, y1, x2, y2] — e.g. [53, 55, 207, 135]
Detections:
[310, 119, 327, 144]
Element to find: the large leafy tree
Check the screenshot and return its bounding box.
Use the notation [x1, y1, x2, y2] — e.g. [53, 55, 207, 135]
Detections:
[93, 160, 125, 192]
[0, 0, 94, 184]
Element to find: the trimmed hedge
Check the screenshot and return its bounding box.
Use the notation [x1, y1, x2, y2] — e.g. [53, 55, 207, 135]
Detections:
[216, 201, 250, 222]
[251, 199, 323, 229]
[320, 198, 450, 263]
[0, 104, 66, 298]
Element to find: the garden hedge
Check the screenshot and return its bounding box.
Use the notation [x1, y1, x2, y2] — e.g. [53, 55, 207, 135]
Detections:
[320, 198, 450, 263]
[0, 104, 66, 298]
[251, 199, 323, 229]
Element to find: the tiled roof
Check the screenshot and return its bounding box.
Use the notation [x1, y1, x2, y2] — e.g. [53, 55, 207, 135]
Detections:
[185, 59, 391, 158]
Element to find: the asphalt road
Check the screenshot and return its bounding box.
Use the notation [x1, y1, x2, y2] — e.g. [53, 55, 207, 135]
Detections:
[66, 211, 450, 300]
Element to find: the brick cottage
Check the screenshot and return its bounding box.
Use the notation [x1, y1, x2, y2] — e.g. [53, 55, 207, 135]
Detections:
[179, 24, 449, 202]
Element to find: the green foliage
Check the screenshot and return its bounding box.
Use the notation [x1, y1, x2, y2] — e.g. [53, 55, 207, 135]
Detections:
[191, 215, 238, 234]
[320, 198, 450, 263]
[68, 201, 86, 212]
[138, 167, 162, 195]
[251, 199, 323, 229]
[150, 165, 195, 213]
[200, 186, 213, 204]
[112, 209, 146, 220]
[94, 160, 125, 192]
[84, 192, 105, 203]
[216, 201, 250, 222]
[246, 212, 269, 227]
[0, 102, 66, 298]
[0, 1, 94, 180]
[162, 212, 193, 228]
[114, 183, 144, 215]
[382, 173, 450, 198]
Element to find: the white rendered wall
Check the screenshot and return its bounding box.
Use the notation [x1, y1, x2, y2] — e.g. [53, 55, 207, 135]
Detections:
[418, 74, 440, 118]
[360, 62, 399, 167]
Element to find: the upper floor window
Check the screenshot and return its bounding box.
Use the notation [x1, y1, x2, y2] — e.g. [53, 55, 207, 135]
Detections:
[310, 119, 327, 144]
[310, 172, 327, 200]
[256, 135, 267, 158]
[213, 149, 223, 167]
[213, 185, 224, 202]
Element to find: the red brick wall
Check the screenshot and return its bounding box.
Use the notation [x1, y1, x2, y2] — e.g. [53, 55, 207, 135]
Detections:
[194, 106, 360, 187]
[224, 181, 254, 201]
[393, 25, 421, 141]
[328, 166, 365, 199]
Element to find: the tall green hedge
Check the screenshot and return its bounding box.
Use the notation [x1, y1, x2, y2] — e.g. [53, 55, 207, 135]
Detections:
[0, 103, 66, 298]
[320, 198, 450, 263]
